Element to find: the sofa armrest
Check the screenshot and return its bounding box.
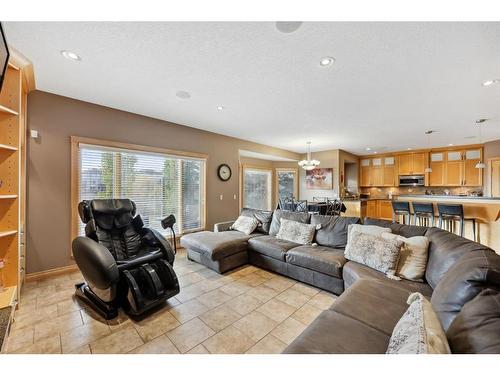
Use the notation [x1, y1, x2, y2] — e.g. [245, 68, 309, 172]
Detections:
[214, 221, 235, 232]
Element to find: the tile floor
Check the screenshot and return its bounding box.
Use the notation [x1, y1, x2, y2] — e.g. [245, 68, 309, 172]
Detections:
[4, 249, 337, 354]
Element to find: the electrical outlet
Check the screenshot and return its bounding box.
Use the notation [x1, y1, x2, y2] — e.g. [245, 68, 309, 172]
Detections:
[233, 194, 237, 200]
[219, 194, 223, 200]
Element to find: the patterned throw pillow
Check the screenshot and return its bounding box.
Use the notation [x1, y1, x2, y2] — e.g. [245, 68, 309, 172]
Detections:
[347, 223, 392, 243]
[344, 231, 402, 276]
[230, 215, 259, 235]
[387, 293, 451, 354]
[276, 218, 317, 245]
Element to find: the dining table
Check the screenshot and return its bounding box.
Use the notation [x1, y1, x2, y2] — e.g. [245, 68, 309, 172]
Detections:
[278, 201, 347, 215]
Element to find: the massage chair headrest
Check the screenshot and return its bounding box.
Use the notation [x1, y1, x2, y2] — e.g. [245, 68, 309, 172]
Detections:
[78, 199, 138, 230]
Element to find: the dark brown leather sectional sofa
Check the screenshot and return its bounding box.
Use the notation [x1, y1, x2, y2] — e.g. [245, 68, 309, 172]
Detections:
[181, 209, 500, 354]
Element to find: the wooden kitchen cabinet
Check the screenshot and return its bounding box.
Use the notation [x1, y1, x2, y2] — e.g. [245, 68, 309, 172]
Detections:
[360, 159, 371, 187]
[463, 149, 482, 186]
[398, 152, 428, 175]
[441, 149, 483, 187]
[429, 152, 445, 186]
[371, 158, 384, 186]
[359, 156, 396, 187]
[366, 200, 378, 217]
[378, 200, 393, 220]
[383, 157, 396, 186]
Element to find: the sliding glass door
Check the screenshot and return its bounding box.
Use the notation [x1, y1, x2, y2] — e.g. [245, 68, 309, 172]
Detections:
[243, 167, 273, 210]
[276, 168, 298, 200]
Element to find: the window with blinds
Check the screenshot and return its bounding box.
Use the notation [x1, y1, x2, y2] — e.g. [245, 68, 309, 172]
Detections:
[76, 142, 206, 235]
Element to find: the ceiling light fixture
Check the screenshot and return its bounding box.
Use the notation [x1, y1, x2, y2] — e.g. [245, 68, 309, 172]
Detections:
[319, 57, 335, 67]
[424, 130, 434, 173]
[176, 90, 191, 99]
[298, 141, 320, 171]
[61, 50, 81, 61]
[216, 106, 224, 111]
[407, 147, 412, 150]
[475, 119, 487, 169]
[365, 147, 371, 151]
[482, 79, 499, 87]
[275, 22, 303, 34]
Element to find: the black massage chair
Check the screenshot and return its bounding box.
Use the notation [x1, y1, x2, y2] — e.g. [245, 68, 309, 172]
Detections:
[72, 199, 180, 319]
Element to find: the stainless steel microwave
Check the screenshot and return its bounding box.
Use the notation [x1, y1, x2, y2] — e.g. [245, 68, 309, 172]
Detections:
[399, 175, 425, 186]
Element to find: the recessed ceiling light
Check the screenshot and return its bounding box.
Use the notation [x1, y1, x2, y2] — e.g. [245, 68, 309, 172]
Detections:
[407, 147, 412, 150]
[448, 143, 454, 146]
[216, 106, 224, 111]
[176, 90, 191, 99]
[61, 50, 81, 61]
[365, 147, 371, 151]
[319, 57, 335, 67]
[275, 22, 303, 34]
[373, 151, 378, 154]
[482, 79, 499, 87]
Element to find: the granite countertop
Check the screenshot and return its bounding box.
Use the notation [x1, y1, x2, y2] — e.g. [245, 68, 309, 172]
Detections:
[399, 194, 500, 201]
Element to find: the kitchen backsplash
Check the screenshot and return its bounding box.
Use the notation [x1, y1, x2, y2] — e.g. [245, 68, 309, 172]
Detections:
[359, 186, 484, 199]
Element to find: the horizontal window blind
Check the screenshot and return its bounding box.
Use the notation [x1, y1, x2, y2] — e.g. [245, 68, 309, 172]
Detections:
[77, 143, 205, 236]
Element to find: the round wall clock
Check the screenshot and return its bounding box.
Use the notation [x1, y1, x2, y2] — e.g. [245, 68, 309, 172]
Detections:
[217, 164, 232, 181]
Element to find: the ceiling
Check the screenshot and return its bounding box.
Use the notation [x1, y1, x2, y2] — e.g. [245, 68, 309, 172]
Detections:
[4, 22, 500, 155]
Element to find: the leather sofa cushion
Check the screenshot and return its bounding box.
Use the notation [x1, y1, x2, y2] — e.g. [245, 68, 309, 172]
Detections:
[269, 209, 310, 236]
[343, 261, 433, 297]
[363, 218, 428, 238]
[180, 230, 260, 261]
[330, 279, 411, 335]
[240, 208, 273, 234]
[285, 245, 346, 278]
[311, 215, 361, 248]
[248, 235, 299, 261]
[430, 249, 500, 331]
[283, 310, 390, 354]
[446, 289, 500, 354]
[424, 227, 491, 289]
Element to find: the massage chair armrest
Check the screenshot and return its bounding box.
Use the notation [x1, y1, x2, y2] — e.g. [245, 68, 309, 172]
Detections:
[72, 236, 119, 290]
[144, 228, 176, 264]
[214, 220, 235, 232]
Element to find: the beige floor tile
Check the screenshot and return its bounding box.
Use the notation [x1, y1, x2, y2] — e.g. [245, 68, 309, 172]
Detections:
[275, 288, 311, 309]
[224, 293, 263, 316]
[173, 265, 192, 276]
[61, 320, 112, 353]
[238, 273, 268, 287]
[199, 305, 242, 332]
[34, 310, 84, 341]
[262, 277, 296, 292]
[246, 285, 279, 303]
[175, 282, 206, 303]
[133, 309, 180, 342]
[178, 272, 205, 288]
[183, 262, 206, 272]
[80, 306, 109, 326]
[308, 292, 338, 310]
[270, 317, 307, 345]
[203, 326, 255, 354]
[253, 269, 276, 280]
[5, 326, 34, 353]
[246, 334, 287, 354]
[232, 311, 278, 341]
[70, 344, 92, 354]
[220, 281, 252, 297]
[199, 279, 225, 292]
[90, 326, 144, 354]
[167, 318, 215, 353]
[13, 334, 62, 354]
[187, 344, 210, 354]
[130, 334, 180, 354]
[256, 299, 297, 323]
[37, 288, 76, 308]
[196, 268, 222, 280]
[290, 282, 320, 297]
[22, 285, 57, 300]
[291, 303, 323, 325]
[231, 265, 259, 277]
[196, 289, 232, 309]
[57, 297, 85, 316]
[169, 299, 209, 323]
[12, 304, 58, 330]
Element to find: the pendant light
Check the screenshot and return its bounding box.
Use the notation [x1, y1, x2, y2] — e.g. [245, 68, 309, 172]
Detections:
[424, 130, 433, 173]
[475, 119, 486, 169]
[298, 141, 320, 170]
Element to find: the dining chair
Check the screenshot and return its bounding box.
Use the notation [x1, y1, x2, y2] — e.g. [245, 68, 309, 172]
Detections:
[278, 197, 295, 211]
[295, 200, 308, 213]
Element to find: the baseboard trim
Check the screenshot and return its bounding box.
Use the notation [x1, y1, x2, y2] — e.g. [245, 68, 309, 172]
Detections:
[25, 264, 79, 282]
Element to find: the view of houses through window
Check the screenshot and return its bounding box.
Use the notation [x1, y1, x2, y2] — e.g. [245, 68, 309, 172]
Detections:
[78, 143, 205, 235]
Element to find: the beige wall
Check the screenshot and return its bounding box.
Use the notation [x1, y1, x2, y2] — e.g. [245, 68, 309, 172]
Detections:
[484, 139, 500, 197]
[26, 91, 300, 273]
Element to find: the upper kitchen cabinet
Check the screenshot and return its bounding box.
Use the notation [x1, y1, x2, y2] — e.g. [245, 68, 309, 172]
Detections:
[359, 156, 397, 187]
[398, 152, 427, 175]
[445, 150, 463, 186]
[429, 147, 483, 187]
[463, 149, 482, 187]
[429, 152, 445, 186]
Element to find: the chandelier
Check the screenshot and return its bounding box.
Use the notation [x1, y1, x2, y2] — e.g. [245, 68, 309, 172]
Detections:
[298, 141, 320, 170]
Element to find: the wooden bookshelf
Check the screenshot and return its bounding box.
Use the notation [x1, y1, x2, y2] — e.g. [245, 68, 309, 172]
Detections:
[0, 52, 33, 310]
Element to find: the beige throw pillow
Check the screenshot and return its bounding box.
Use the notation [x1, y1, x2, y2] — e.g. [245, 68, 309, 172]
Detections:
[276, 218, 316, 245]
[387, 292, 451, 354]
[347, 224, 392, 243]
[344, 231, 402, 276]
[382, 232, 429, 282]
[230, 215, 259, 235]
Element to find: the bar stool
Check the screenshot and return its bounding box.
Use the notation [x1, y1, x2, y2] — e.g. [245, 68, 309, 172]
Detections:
[413, 202, 435, 227]
[392, 201, 411, 225]
[437, 203, 476, 241]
